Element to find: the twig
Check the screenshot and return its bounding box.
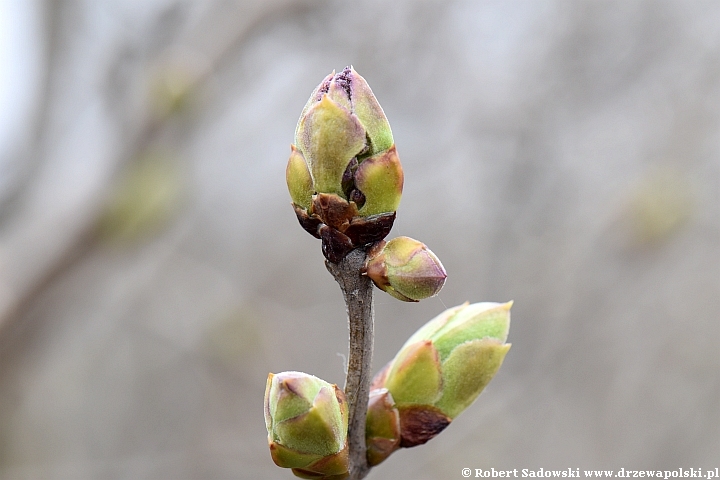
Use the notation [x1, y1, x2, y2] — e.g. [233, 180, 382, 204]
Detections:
[326, 249, 374, 480]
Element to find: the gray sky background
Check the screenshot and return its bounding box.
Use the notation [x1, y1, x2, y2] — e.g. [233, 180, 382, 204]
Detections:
[0, 1, 718, 479]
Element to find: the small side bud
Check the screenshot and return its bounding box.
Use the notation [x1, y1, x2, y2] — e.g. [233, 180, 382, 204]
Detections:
[365, 389, 401, 466]
[265, 372, 349, 479]
[364, 237, 447, 302]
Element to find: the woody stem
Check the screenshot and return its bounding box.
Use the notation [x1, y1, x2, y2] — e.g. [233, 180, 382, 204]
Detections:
[326, 248, 374, 480]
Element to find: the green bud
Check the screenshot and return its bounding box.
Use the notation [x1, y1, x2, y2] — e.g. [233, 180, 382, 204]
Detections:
[296, 94, 366, 197]
[353, 146, 403, 216]
[345, 67, 394, 158]
[264, 372, 349, 479]
[383, 339, 442, 405]
[364, 237, 447, 302]
[286, 145, 314, 211]
[287, 67, 404, 263]
[372, 302, 511, 446]
[365, 388, 401, 467]
[295, 72, 334, 134]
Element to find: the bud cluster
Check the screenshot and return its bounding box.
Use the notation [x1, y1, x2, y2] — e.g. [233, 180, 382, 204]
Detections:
[270, 68, 512, 479]
[264, 302, 512, 476]
[287, 67, 447, 303]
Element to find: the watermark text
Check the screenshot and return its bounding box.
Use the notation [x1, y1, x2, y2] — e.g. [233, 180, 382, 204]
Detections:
[461, 468, 720, 479]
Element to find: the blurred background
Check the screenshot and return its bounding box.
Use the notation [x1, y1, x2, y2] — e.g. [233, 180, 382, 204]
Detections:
[0, 0, 718, 478]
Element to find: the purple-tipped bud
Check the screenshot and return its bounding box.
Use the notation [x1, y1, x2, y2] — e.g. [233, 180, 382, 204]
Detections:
[364, 237, 447, 302]
[286, 67, 404, 263]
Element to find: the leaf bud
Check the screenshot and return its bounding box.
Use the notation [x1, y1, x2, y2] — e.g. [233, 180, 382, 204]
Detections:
[264, 372, 349, 479]
[372, 302, 512, 446]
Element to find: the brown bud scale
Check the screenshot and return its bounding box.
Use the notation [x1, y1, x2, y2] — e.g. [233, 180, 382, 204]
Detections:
[293, 205, 323, 239]
[312, 193, 358, 231]
[398, 405, 451, 448]
[320, 226, 354, 264]
[343, 212, 395, 247]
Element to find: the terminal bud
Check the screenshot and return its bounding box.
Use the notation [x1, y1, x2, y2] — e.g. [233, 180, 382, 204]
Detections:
[286, 67, 403, 263]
